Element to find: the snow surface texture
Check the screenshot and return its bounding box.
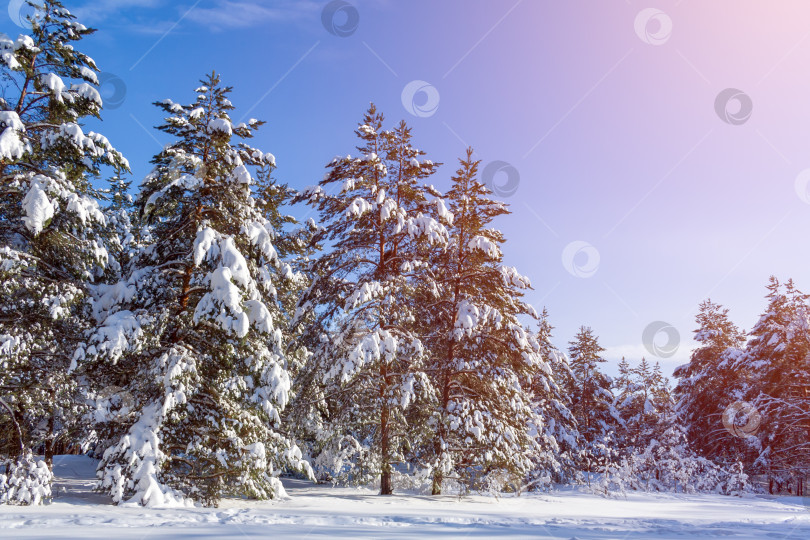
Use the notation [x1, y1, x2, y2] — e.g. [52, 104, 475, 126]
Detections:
[1, 455, 808, 539]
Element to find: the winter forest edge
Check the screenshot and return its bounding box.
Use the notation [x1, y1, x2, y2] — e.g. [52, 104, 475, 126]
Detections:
[0, 1, 808, 510]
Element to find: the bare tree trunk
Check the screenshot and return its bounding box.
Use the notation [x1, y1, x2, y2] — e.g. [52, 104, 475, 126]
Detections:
[379, 349, 393, 495]
[431, 467, 442, 495]
[44, 410, 55, 467]
[380, 400, 392, 495]
[432, 341, 454, 496]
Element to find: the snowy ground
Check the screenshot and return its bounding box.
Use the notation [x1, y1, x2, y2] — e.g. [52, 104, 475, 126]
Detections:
[1, 456, 809, 539]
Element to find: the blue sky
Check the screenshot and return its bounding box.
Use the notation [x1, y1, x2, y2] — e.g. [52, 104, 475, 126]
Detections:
[5, 0, 810, 377]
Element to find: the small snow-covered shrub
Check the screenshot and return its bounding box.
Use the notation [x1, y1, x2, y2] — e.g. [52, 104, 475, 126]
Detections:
[724, 460, 749, 497]
[310, 436, 379, 487]
[595, 426, 751, 497]
[481, 469, 526, 497]
[0, 453, 53, 505]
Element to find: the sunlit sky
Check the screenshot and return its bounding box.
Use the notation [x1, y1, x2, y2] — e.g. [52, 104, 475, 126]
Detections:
[5, 0, 810, 377]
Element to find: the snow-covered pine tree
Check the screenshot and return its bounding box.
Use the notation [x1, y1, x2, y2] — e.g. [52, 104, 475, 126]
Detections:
[252, 167, 313, 330]
[84, 73, 309, 507]
[614, 357, 631, 396]
[650, 362, 670, 404]
[253, 166, 318, 472]
[292, 105, 446, 494]
[82, 171, 146, 461]
[539, 314, 582, 484]
[611, 358, 635, 452]
[529, 308, 580, 486]
[566, 326, 618, 478]
[649, 361, 674, 434]
[0, 0, 127, 504]
[731, 277, 810, 494]
[101, 171, 137, 274]
[614, 358, 673, 453]
[417, 148, 549, 495]
[673, 299, 746, 461]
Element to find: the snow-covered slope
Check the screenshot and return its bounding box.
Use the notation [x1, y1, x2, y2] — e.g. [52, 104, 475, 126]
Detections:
[1, 455, 808, 539]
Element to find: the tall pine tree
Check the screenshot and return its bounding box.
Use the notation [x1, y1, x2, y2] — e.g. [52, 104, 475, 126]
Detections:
[84, 73, 309, 506]
[566, 326, 618, 477]
[673, 299, 746, 460]
[532, 309, 580, 485]
[420, 148, 550, 494]
[731, 278, 810, 493]
[0, 0, 127, 504]
[614, 358, 673, 452]
[292, 105, 445, 494]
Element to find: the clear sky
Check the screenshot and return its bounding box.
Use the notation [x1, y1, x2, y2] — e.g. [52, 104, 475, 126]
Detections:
[5, 0, 810, 377]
